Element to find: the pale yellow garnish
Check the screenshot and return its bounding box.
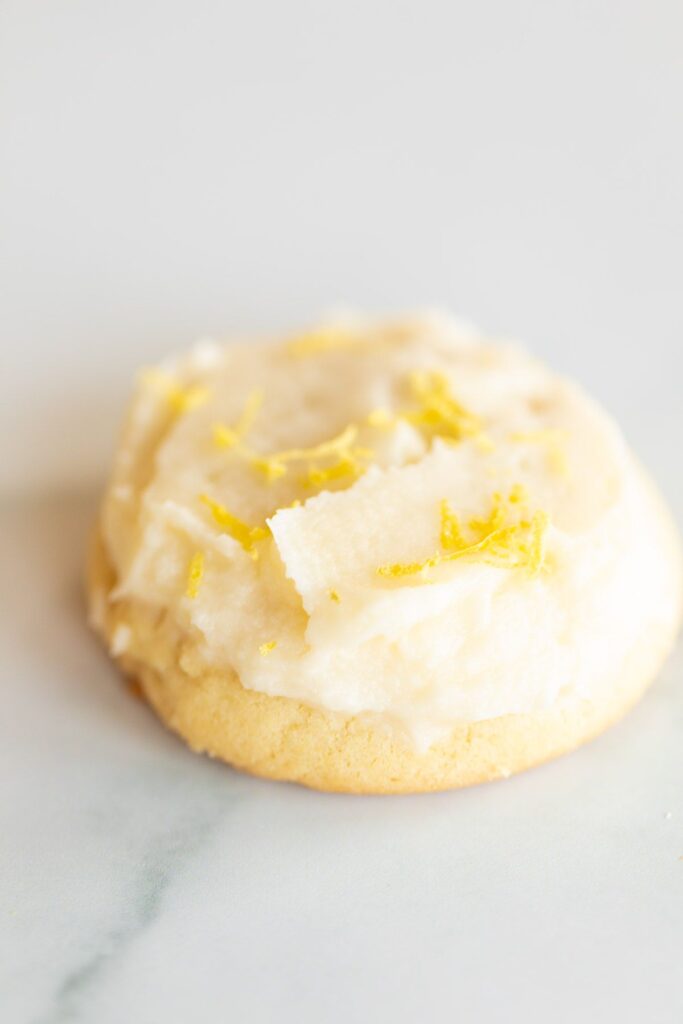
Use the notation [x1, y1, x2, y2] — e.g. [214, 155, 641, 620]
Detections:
[216, 410, 373, 488]
[213, 390, 264, 450]
[143, 368, 210, 415]
[407, 370, 482, 441]
[439, 499, 468, 552]
[368, 370, 485, 450]
[468, 490, 507, 536]
[247, 424, 374, 489]
[511, 429, 568, 476]
[186, 551, 204, 599]
[285, 326, 360, 357]
[508, 482, 528, 504]
[199, 494, 267, 557]
[367, 408, 396, 429]
[259, 640, 277, 655]
[268, 424, 359, 465]
[377, 487, 550, 580]
[213, 423, 240, 449]
[249, 455, 288, 481]
[235, 389, 264, 435]
[328, 589, 341, 603]
[303, 456, 365, 488]
[377, 554, 441, 578]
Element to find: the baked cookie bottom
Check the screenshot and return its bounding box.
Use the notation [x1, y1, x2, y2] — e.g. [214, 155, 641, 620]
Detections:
[88, 515, 681, 795]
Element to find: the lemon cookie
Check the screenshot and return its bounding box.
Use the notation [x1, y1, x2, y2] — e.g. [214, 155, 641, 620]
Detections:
[88, 313, 682, 792]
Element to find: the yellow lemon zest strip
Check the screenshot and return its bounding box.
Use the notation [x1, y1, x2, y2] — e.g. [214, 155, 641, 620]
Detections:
[303, 455, 366, 488]
[213, 423, 240, 449]
[199, 494, 267, 557]
[377, 487, 550, 580]
[186, 551, 204, 599]
[143, 368, 210, 415]
[377, 553, 442, 578]
[366, 372, 485, 448]
[439, 499, 468, 552]
[213, 390, 264, 450]
[235, 389, 264, 436]
[468, 490, 507, 537]
[285, 327, 360, 357]
[407, 370, 483, 441]
[268, 424, 359, 464]
[248, 455, 288, 481]
[367, 408, 396, 429]
[527, 510, 550, 576]
[217, 417, 374, 487]
[259, 641, 277, 655]
[508, 482, 528, 504]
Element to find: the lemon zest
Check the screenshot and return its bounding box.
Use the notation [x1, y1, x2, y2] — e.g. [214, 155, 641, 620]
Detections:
[199, 494, 267, 557]
[266, 424, 359, 465]
[439, 499, 468, 552]
[368, 371, 486, 451]
[143, 368, 210, 415]
[508, 482, 528, 504]
[468, 490, 507, 536]
[259, 641, 277, 655]
[285, 327, 360, 357]
[213, 423, 240, 449]
[216, 412, 374, 488]
[407, 370, 483, 441]
[367, 408, 397, 429]
[303, 456, 366, 488]
[377, 487, 550, 580]
[186, 551, 204, 599]
[213, 390, 264, 450]
[328, 589, 341, 603]
[235, 389, 264, 436]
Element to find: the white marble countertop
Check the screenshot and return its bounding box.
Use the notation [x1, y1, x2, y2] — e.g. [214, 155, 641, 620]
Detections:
[3, 3, 683, 1021]
[2, 480, 683, 1024]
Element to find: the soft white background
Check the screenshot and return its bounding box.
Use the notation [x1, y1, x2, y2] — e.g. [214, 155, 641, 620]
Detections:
[1, 3, 682, 1023]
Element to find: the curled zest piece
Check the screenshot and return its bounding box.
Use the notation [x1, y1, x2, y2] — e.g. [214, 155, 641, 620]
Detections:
[142, 368, 210, 415]
[407, 370, 483, 442]
[259, 641, 277, 655]
[199, 494, 267, 558]
[510, 429, 568, 476]
[186, 551, 204, 599]
[302, 453, 370, 488]
[367, 371, 491, 450]
[214, 395, 374, 487]
[377, 487, 550, 580]
[213, 389, 264, 451]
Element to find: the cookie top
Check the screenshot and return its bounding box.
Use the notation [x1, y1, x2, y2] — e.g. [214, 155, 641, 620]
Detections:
[99, 313, 676, 748]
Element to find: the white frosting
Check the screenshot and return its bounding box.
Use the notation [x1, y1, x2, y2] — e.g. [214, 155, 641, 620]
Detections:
[100, 313, 680, 749]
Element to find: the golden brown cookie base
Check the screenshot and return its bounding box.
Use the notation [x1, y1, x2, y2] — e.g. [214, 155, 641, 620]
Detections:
[87, 502, 681, 795]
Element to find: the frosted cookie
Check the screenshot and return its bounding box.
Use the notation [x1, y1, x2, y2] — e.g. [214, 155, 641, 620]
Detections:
[88, 312, 682, 792]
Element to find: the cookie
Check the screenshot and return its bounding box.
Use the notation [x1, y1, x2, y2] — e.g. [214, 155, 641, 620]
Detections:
[88, 313, 682, 792]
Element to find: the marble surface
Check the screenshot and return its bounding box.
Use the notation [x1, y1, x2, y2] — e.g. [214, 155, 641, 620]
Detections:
[3, 2, 683, 1021]
[2, 484, 683, 1024]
